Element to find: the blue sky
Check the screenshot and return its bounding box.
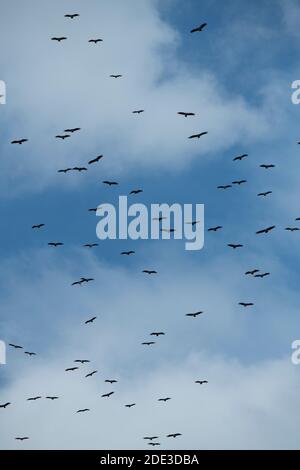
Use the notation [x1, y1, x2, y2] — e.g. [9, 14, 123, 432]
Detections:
[1, 0, 300, 450]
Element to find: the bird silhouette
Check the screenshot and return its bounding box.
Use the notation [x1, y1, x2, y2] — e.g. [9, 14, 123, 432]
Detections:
[72, 167, 87, 172]
[48, 242, 64, 247]
[208, 226, 222, 232]
[186, 311, 203, 317]
[56, 134, 70, 140]
[11, 139, 28, 145]
[24, 351, 36, 356]
[245, 269, 259, 275]
[121, 250, 135, 255]
[46, 396, 59, 400]
[65, 367, 79, 372]
[144, 436, 159, 441]
[9, 343, 23, 349]
[130, 189, 143, 195]
[188, 132, 208, 139]
[125, 403, 136, 408]
[88, 155, 103, 164]
[254, 272, 270, 278]
[232, 180, 247, 185]
[64, 128, 81, 133]
[75, 360, 90, 364]
[64, 14, 79, 19]
[85, 370, 98, 378]
[158, 397, 171, 402]
[177, 112, 195, 117]
[285, 227, 300, 232]
[218, 185, 232, 189]
[167, 433, 182, 438]
[233, 154, 248, 161]
[195, 380, 208, 385]
[51, 37, 67, 42]
[110, 74, 122, 78]
[83, 243, 99, 248]
[105, 379, 118, 384]
[256, 226, 275, 235]
[76, 409, 90, 413]
[101, 392, 114, 398]
[85, 316, 97, 324]
[58, 168, 72, 173]
[142, 270, 157, 274]
[89, 39, 103, 44]
[132, 110, 144, 114]
[258, 191, 272, 197]
[228, 244, 244, 249]
[32, 224, 45, 229]
[27, 396, 42, 401]
[239, 302, 254, 307]
[103, 180, 118, 186]
[15, 437, 29, 441]
[190, 23, 207, 33]
[260, 164, 275, 169]
[142, 341, 155, 346]
[150, 332, 165, 337]
[0, 402, 11, 409]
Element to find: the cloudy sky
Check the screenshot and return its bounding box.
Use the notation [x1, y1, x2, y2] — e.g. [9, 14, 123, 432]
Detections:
[1, 0, 300, 450]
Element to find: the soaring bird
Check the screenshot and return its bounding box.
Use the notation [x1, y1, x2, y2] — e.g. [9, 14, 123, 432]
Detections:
[80, 277, 94, 283]
[11, 139, 28, 145]
[186, 311, 203, 317]
[228, 244, 244, 249]
[85, 316, 97, 324]
[167, 433, 182, 438]
[64, 14, 79, 19]
[105, 379, 118, 384]
[88, 155, 103, 164]
[132, 110, 144, 114]
[85, 370, 98, 378]
[260, 164, 275, 169]
[48, 242, 64, 247]
[239, 302, 254, 307]
[285, 227, 300, 232]
[233, 154, 248, 161]
[46, 396, 59, 400]
[56, 134, 70, 140]
[177, 112, 195, 117]
[190, 23, 207, 33]
[256, 226, 275, 235]
[158, 397, 171, 402]
[130, 189, 143, 195]
[121, 250, 135, 256]
[208, 226, 222, 232]
[0, 402, 11, 408]
[149, 442, 161, 446]
[89, 39, 103, 44]
[75, 359, 90, 364]
[144, 436, 159, 441]
[195, 380, 208, 385]
[9, 344, 23, 349]
[254, 272, 270, 278]
[125, 403, 136, 408]
[58, 168, 72, 173]
[245, 269, 259, 275]
[72, 167, 87, 172]
[83, 243, 99, 248]
[218, 185, 232, 190]
[142, 270, 157, 274]
[103, 180, 118, 186]
[150, 332, 165, 337]
[65, 367, 79, 372]
[232, 180, 247, 185]
[101, 392, 114, 398]
[188, 132, 208, 139]
[76, 409, 90, 413]
[258, 191, 272, 197]
[186, 220, 201, 226]
[24, 351, 36, 356]
[152, 216, 167, 222]
[160, 228, 176, 233]
[51, 37, 67, 42]
[64, 128, 81, 133]
[15, 437, 29, 441]
[110, 74, 122, 78]
[27, 396, 42, 401]
[142, 342, 155, 346]
[32, 224, 45, 229]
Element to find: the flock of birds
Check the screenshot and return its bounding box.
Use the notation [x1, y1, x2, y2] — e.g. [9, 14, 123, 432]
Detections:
[2, 11, 299, 449]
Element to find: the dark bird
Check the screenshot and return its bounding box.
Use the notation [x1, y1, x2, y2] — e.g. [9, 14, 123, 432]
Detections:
[208, 226, 222, 232]
[142, 342, 155, 346]
[125, 403, 136, 408]
[15, 437, 29, 441]
[72, 167, 87, 172]
[130, 189, 143, 195]
[48, 242, 64, 247]
[11, 139, 28, 145]
[65, 367, 79, 372]
[85, 316, 97, 324]
[149, 442, 160, 446]
[88, 155, 103, 164]
[188, 132, 208, 139]
[64, 14, 79, 19]
[245, 269, 259, 275]
[232, 180, 247, 185]
[158, 397, 171, 402]
[74, 360, 90, 364]
[88, 208, 97, 212]
[32, 224, 45, 229]
[51, 37, 67, 42]
[27, 396, 42, 401]
[58, 168, 72, 173]
[152, 216, 167, 222]
[144, 436, 159, 441]
[132, 110, 144, 114]
[177, 112, 195, 117]
[254, 272, 270, 278]
[260, 164, 275, 169]
[89, 39, 103, 44]
[142, 270, 157, 274]
[285, 227, 300, 232]
[64, 128, 81, 133]
[56, 134, 70, 140]
[72, 280, 83, 286]
[190, 23, 207, 33]
[24, 351, 36, 356]
[110, 74, 122, 78]
[167, 433, 182, 438]
[239, 302, 254, 307]
[83, 243, 98, 248]
[101, 392, 114, 398]
[80, 277, 94, 283]
[295, 218, 300, 221]
[256, 226, 275, 235]
[9, 343, 23, 349]
[160, 228, 176, 233]
[186, 311, 203, 317]
[103, 180, 118, 186]
[46, 396, 59, 400]
[85, 370, 98, 378]
[0, 403, 11, 408]
[258, 191, 272, 197]
[195, 380, 208, 385]
[150, 332, 165, 337]
[76, 409, 90, 413]
[228, 244, 243, 249]
[105, 379, 118, 384]
[233, 154, 248, 161]
[218, 185, 232, 189]
[121, 251, 135, 256]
